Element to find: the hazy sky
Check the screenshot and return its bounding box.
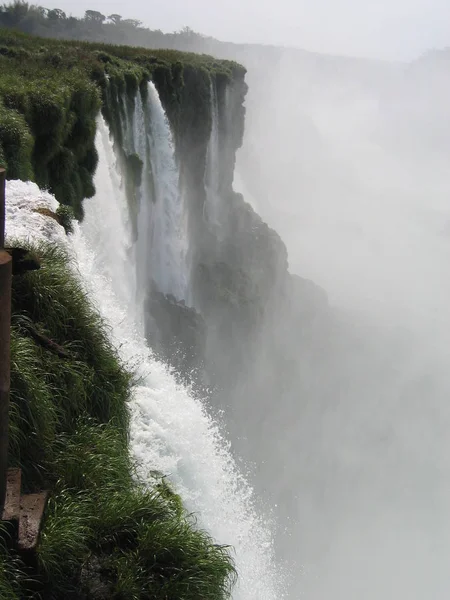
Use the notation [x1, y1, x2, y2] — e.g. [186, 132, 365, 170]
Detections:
[47, 0, 450, 60]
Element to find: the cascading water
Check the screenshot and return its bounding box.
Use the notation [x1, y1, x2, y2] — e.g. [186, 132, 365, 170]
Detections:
[120, 94, 135, 155]
[144, 82, 188, 301]
[114, 82, 189, 304]
[204, 81, 223, 232]
[91, 116, 138, 316]
[5, 111, 286, 599]
[131, 90, 154, 319]
[88, 115, 284, 600]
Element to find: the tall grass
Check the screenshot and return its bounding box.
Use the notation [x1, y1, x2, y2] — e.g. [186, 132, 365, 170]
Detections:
[0, 526, 23, 600]
[6, 238, 236, 598]
[9, 239, 130, 487]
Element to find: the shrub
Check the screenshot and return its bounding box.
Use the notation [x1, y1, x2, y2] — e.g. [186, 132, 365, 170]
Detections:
[55, 204, 75, 234]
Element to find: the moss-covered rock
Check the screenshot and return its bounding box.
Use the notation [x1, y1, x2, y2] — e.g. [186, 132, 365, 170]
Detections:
[0, 29, 243, 220]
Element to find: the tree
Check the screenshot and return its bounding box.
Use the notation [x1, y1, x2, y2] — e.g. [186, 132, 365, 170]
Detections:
[122, 18, 142, 28]
[107, 13, 121, 24]
[84, 9, 105, 23]
[180, 26, 195, 37]
[46, 7, 66, 20]
[1, 1, 30, 25]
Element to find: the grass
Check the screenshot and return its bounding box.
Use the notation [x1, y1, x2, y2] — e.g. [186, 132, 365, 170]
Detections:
[0, 24, 242, 597]
[9, 240, 130, 488]
[0, 27, 245, 219]
[3, 238, 236, 599]
[0, 49, 101, 217]
[55, 205, 74, 234]
[0, 528, 24, 600]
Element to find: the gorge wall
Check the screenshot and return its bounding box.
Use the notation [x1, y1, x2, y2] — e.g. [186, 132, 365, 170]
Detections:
[1, 30, 295, 600]
[0, 29, 332, 597]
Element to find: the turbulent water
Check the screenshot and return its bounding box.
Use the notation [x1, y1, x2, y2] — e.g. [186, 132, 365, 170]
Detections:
[4, 114, 285, 600]
[74, 127, 283, 598]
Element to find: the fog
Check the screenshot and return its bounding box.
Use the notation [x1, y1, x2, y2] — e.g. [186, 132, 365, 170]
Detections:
[47, 0, 450, 60]
[229, 43, 450, 598]
[28, 0, 450, 594]
[238, 51, 450, 325]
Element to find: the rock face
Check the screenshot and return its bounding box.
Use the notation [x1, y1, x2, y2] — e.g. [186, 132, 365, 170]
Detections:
[146, 288, 206, 387]
[109, 67, 330, 478]
[145, 68, 330, 431]
[143, 71, 302, 390]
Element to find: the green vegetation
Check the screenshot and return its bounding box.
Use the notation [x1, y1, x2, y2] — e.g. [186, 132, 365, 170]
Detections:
[0, 22, 245, 220]
[0, 3, 246, 75]
[0, 37, 101, 219]
[0, 19, 245, 597]
[2, 239, 236, 599]
[33, 205, 75, 234]
[55, 204, 75, 234]
[9, 241, 130, 481]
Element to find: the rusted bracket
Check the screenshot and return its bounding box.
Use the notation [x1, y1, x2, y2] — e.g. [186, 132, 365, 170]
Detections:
[2, 468, 49, 552]
[18, 490, 49, 552]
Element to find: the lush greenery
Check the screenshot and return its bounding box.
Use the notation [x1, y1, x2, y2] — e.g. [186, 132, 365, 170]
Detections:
[2, 239, 236, 599]
[0, 18, 245, 219]
[0, 19, 245, 597]
[0, 2, 227, 56]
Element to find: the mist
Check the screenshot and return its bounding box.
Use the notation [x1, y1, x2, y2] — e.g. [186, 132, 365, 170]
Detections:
[5, 1, 449, 595]
[45, 0, 450, 60]
[227, 40, 450, 598]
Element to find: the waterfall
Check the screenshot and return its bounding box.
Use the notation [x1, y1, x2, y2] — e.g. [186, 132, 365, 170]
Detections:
[85, 115, 284, 600]
[145, 82, 188, 301]
[120, 94, 135, 155]
[205, 81, 222, 231]
[89, 115, 138, 317]
[131, 91, 154, 320]
[4, 113, 286, 598]
[115, 83, 188, 304]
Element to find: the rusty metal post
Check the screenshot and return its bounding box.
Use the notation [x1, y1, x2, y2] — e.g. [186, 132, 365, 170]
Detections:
[0, 168, 10, 514]
[0, 169, 5, 249]
[0, 250, 11, 514]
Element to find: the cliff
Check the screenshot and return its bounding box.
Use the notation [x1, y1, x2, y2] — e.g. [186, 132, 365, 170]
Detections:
[0, 31, 244, 600]
[0, 28, 244, 218]
[0, 27, 329, 597]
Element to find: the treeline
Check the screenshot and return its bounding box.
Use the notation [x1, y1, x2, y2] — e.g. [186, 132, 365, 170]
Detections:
[0, 1, 213, 50]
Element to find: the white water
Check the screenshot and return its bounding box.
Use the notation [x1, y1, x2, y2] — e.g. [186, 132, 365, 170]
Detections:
[145, 82, 188, 301]
[131, 91, 154, 320]
[92, 118, 138, 318]
[205, 81, 223, 231]
[115, 83, 189, 304]
[4, 118, 284, 599]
